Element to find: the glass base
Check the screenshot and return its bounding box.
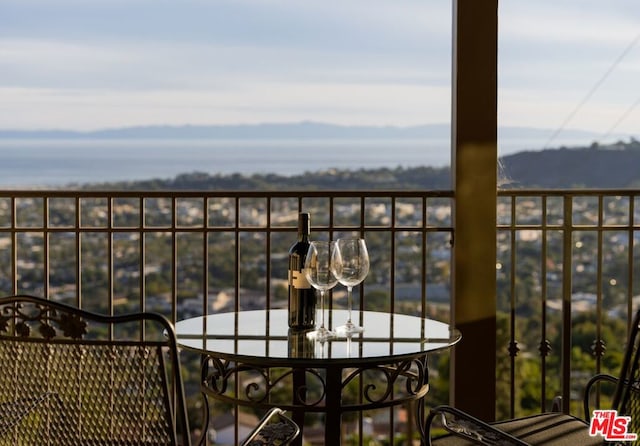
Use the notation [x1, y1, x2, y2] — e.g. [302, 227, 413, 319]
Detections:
[336, 320, 364, 335]
[306, 326, 337, 342]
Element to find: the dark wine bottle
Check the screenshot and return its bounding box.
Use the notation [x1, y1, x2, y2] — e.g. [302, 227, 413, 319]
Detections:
[288, 212, 316, 329]
[287, 328, 315, 358]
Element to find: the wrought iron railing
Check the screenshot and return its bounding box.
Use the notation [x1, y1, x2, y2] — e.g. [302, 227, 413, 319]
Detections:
[0, 189, 454, 445]
[0, 188, 638, 443]
[497, 189, 640, 419]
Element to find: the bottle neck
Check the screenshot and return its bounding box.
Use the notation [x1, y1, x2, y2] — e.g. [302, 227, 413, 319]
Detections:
[298, 213, 310, 242]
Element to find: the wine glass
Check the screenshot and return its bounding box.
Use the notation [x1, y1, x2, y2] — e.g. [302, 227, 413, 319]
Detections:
[303, 241, 339, 342]
[332, 238, 369, 335]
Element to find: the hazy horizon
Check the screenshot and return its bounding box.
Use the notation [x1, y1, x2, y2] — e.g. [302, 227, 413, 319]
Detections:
[0, 123, 628, 188]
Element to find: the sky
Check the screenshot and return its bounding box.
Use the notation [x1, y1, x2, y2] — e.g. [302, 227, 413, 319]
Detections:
[1, 0, 639, 147]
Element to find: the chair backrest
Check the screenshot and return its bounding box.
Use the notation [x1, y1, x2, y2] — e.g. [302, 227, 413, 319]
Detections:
[612, 308, 640, 433]
[0, 294, 191, 446]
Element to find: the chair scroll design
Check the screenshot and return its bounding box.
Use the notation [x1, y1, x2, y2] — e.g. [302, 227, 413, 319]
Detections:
[425, 307, 640, 445]
[0, 294, 191, 446]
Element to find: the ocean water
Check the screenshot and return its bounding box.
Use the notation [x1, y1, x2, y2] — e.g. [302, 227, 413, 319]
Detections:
[0, 137, 586, 187]
[0, 139, 450, 187]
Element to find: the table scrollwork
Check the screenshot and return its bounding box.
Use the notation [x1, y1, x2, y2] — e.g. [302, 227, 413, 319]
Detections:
[343, 357, 428, 405]
[200, 353, 428, 412]
[201, 356, 327, 408]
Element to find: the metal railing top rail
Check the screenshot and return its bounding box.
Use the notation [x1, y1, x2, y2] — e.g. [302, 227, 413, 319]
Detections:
[0, 189, 455, 198]
[498, 188, 640, 196]
[2, 186, 638, 196]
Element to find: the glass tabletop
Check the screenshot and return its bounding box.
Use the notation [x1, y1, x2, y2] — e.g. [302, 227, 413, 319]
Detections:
[175, 309, 461, 364]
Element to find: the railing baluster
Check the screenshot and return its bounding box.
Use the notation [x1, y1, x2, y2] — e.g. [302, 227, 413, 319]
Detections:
[560, 194, 573, 415]
[508, 194, 517, 418]
[540, 194, 548, 412]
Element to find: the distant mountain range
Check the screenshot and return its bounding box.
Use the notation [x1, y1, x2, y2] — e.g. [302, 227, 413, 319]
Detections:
[0, 121, 604, 143]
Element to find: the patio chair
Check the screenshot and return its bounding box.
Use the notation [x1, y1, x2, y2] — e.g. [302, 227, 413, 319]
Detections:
[0, 294, 300, 446]
[425, 307, 640, 445]
[0, 294, 192, 445]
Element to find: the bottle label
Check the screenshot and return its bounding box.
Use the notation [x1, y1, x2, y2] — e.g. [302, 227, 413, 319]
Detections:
[289, 269, 311, 289]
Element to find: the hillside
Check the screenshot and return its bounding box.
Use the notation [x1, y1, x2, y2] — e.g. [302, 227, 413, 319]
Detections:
[78, 138, 640, 191]
[82, 166, 452, 191]
[499, 139, 640, 188]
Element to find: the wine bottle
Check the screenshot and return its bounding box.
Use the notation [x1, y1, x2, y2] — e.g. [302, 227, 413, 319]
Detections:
[287, 328, 315, 358]
[288, 212, 316, 329]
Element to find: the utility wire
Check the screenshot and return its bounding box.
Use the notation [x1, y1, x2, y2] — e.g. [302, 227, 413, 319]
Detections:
[544, 31, 640, 149]
[600, 95, 640, 142]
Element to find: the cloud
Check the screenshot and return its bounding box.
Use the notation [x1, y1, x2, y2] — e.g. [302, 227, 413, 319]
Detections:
[497, 1, 640, 136]
[0, 0, 638, 137]
[0, 0, 453, 130]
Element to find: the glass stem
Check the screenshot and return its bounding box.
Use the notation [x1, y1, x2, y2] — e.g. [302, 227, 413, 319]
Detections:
[347, 286, 353, 323]
[319, 290, 326, 328]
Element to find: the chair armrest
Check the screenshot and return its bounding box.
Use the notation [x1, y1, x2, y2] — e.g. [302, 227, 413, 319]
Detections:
[583, 373, 618, 421]
[241, 408, 300, 446]
[425, 405, 530, 446]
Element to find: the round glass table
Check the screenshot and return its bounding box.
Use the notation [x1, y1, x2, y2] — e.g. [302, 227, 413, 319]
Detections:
[175, 309, 461, 445]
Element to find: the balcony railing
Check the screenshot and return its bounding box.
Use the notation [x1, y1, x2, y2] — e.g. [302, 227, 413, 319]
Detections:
[497, 189, 640, 419]
[0, 188, 638, 444]
[0, 189, 454, 445]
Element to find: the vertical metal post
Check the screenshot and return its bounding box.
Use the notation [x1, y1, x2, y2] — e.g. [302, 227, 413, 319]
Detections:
[451, 0, 498, 420]
[325, 365, 343, 445]
[76, 197, 83, 309]
[291, 368, 306, 446]
[561, 196, 573, 413]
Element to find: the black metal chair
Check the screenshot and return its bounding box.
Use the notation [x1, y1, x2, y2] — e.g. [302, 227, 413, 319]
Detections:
[0, 294, 301, 446]
[0, 294, 192, 445]
[425, 308, 640, 445]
